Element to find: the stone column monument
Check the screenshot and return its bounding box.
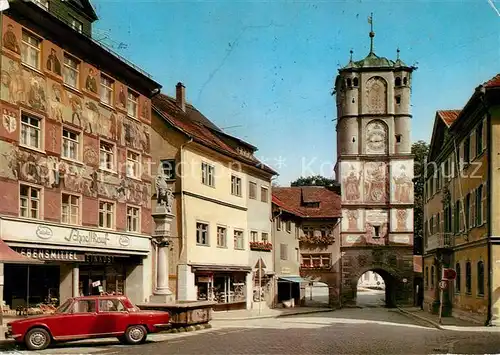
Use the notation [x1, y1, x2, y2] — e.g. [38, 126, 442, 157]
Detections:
[150, 164, 175, 303]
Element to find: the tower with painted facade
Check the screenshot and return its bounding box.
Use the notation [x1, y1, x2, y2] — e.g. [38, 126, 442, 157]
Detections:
[334, 18, 416, 306]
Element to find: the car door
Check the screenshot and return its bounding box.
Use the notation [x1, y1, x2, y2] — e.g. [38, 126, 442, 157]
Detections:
[96, 299, 129, 335]
[56, 299, 98, 339]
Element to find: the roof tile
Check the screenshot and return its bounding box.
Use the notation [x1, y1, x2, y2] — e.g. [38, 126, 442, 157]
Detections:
[272, 187, 341, 218]
[484, 73, 500, 88]
[436, 110, 461, 127]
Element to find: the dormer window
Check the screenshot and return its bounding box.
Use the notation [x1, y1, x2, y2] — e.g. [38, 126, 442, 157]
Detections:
[395, 77, 402, 86]
[303, 202, 320, 208]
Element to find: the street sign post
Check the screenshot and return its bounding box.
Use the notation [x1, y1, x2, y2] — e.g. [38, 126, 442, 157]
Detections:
[439, 280, 448, 290]
[442, 268, 457, 281]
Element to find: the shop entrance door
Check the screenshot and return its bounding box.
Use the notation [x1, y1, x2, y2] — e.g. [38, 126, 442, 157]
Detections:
[79, 270, 105, 296]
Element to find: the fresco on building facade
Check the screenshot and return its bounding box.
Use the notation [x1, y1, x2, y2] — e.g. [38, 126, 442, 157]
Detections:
[363, 161, 387, 203]
[3, 22, 20, 55]
[341, 209, 363, 232]
[365, 120, 388, 154]
[365, 77, 387, 115]
[391, 208, 413, 232]
[2, 108, 17, 134]
[341, 161, 362, 203]
[46, 48, 62, 76]
[365, 209, 388, 243]
[390, 160, 414, 203]
[122, 116, 150, 152]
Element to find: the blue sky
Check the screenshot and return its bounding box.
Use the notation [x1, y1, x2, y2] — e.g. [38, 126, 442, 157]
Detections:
[92, 0, 500, 185]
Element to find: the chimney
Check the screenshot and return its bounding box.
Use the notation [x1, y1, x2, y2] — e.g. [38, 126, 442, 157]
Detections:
[176, 82, 186, 112]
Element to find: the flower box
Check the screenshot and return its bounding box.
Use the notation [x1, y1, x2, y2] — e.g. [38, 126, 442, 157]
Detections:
[298, 234, 335, 245]
[300, 264, 331, 270]
[249, 241, 272, 252]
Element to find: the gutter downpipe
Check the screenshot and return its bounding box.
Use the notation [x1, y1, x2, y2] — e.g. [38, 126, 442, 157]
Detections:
[179, 138, 194, 262]
[271, 208, 282, 308]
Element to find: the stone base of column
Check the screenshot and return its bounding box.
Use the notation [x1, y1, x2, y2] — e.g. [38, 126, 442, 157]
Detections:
[150, 290, 175, 303]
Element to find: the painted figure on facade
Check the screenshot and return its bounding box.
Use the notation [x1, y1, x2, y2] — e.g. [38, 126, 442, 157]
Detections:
[50, 83, 64, 121]
[2, 109, 17, 134]
[28, 76, 46, 111]
[366, 77, 387, 114]
[1, 59, 23, 103]
[3, 24, 19, 54]
[343, 166, 361, 201]
[69, 95, 83, 126]
[142, 100, 149, 120]
[85, 68, 98, 94]
[396, 209, 408, 231]
[46, 48, 61, 76]
[347, 210, 359, 230]
[84, 100, 99, 134]
[155, 163, 174, 214]
[393, 165, 412, 203]
[118, 85, 126, 108]
[364, 162, 385, 202]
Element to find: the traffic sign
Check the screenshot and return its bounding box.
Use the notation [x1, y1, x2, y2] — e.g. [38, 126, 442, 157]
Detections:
[439, 280, 448, 290]
[443, 268, 457, 280]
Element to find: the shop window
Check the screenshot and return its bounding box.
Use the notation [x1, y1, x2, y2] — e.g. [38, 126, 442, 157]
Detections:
[71, 300, 96, 313]
[127, 90, 139, 118]
[465, 261, 472, 294]
[161, 159, 176, 180]
[126, 150, 140, 179]
[20, 184, 41, 219]
[261, 232, 269, 242]
[217, 226, 227, 247]
[201, 162, 215, 187]
[99, 141, 115, 171]
[250, 231, 258, 242]
[99, 299, 125, 312]
[62, 193, 80, 225]
[280, 244, 288, 260]
[477, 261, 485, 296]
[261, 186, 268, 203]
[126, 206, 140, 233]
[63, 54, 80, 89]
[20, 113, 41, 150]
[62, 128, 80, 161]
[99, 201, 114, 229]
[234, 230, 244, 249]
[100, 75, 114, 106]
[231, 175, 242, 196]
[21, 30, 41, 69]
[196, 222, 209, 246]
[249, 181, 257, 199]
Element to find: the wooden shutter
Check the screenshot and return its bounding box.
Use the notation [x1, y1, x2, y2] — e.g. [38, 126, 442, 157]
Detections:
[470, 189, 476, 228]
[470, 131, 476, 161]
[483, 181, 488, 224]
[459, 199, 464, 232]
[459, 142, 464, 167]
[451, 202, 455, 233]
[482, 117, 487, 152]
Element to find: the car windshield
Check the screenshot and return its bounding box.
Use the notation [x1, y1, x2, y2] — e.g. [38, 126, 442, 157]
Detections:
[55, 299, 73, 314]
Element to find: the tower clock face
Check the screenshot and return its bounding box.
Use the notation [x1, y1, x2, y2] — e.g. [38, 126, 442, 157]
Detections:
[367, 130, 384, 151]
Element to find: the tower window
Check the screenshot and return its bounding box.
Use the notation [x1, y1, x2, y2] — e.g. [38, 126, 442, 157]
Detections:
[373, 226, 380, 238]
[395, 95, 401, 104]
[353, 77, 359, 87]
[395, 77, 402, 86]
[352, 98, 355, 103]
[403, 77, 408, 85]
[347, 78, 352, 87]
[396, 134, 402, 143]
[352, 136, 356, 143]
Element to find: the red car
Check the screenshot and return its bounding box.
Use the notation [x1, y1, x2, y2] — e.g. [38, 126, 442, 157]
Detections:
[5, 295, 170, 351]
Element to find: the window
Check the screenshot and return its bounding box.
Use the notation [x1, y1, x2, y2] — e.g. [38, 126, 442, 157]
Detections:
[403, 77, 408, 85]
[261, 232, 269, 242]
[465, 193, 471, 230]
[217, 226, 226, 248]
[395, 95, 401, 104]
[425, 267, 429, 288]
[201, 162, 215, 187]
[346, 78, 352, 87]
[100, 75, 114, 105]
[476, 122, 483, 155]
[20, 113, 41, 149]
[465, 261, 472, 294]
[261, 186, 268, 202]
[436, 213, 441, 234]
[21, 30, 41, 68]
[286, 220, 291, 233]
[234, 230, 244, 249]
[454, 200, 461, 233]
[249, 182, 257, 199]
[353, 77, 359, 87]
[127, 90, 139, 118]
[476, 185, 483, 225]
[455, 263, 461, 293]
[63, 54, 80, 88]
[70, 16, 83, 33]
[20, 184, 40, 219]
[395, 134, 402, 143]
[374, 226, 380, 238]
[430, 266, 435, 288]
[126, 150, 140, 179]
[276, 216, 281, 231]
[395, 77, 402, 86]
[280, 243, 288, 260]
[477, 261, 485, 296]
[301, 254, 331, 268]
[161, 159, 176, 180]
[126, 206, 140, 232]
[231, 175, 242, 196]
[463, 136, 470, 163]
[99, 299, 125, 312]
[250, 231, 258, 242]
[99, 141, 115, 170]
[62, 193, 79, 225]
[62, 129, 79, 160]
[71, 300, 96, 313]
[99, 201, 114, 229]
[196, 222, 209, 245]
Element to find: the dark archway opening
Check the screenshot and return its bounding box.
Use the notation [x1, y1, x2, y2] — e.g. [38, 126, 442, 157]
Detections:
[355, 269, 397, 308]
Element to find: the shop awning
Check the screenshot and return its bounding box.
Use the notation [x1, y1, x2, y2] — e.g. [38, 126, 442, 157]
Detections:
[0, 239, 43, 264]
[278, 276, 308, 283]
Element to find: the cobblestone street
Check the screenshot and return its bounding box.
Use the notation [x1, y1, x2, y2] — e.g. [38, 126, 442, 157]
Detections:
[5, 307, 500, 354]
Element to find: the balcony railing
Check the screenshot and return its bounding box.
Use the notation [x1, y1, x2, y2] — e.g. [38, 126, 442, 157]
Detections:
[425, 233, 454, 252]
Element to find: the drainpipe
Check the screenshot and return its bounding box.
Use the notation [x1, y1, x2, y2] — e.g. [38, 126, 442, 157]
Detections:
[179, 138, 194, 261]
[271, 208, 282, 308]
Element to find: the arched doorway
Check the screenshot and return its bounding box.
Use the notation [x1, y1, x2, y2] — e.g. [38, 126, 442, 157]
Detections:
[356, 271, 385, 307]
[350, 268, 398, 308]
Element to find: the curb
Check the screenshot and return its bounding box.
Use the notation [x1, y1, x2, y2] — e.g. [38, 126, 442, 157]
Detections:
[212, 308, 335, 321]
[397, 307, 443, 330]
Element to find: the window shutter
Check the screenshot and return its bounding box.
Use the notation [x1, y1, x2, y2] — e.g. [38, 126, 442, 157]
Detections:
[470, 131, 476, 160]
[459, 142, 464, 167]
[451, 203, 455, 233]
[482, 117, 487, 152]
[483, 181, 488, 224]
[459, 200, 464, 232]
[470, 189, 476, 228]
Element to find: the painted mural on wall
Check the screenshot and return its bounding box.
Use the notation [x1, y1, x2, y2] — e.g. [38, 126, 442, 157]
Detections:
[85, 67, 98, 95]
[2, 108, 17, 134]
[390, 160, 414, 204]
[3, 23, 20, 55]
[46, 48, 62, 76]
[365, 209, 388, 243]
[365, 76, 387, 114]
[341, 209, 363, 232]
[341, 161, 362, 203]
[363, 162, 387, 203]
[390, 208, 413, 232]
[365, 120, 387, 154]
[99, 106, 123, 141]
[122, 116, 150, 152]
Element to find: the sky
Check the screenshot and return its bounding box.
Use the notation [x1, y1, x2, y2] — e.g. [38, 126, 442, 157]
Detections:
[92, 0, 500, 185]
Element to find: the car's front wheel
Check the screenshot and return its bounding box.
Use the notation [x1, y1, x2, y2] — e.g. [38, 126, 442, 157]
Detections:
[124, 325, 147, 345]
[25, 327, 51, 351]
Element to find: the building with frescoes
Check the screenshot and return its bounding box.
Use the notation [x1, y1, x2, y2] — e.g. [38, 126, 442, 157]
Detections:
[150, 83, 276, 310]
[333, 20, 415, 306]
[0, 0, 161, 312]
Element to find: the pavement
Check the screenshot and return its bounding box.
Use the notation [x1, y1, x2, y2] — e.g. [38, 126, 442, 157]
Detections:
[212, 306, 334, 321]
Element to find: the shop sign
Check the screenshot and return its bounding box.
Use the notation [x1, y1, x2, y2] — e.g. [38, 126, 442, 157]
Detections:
[13, 247, 85, 262]
[65, 229, 110, 246]
[85, 254, 115, 264]
[36, 225, 53, 240]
